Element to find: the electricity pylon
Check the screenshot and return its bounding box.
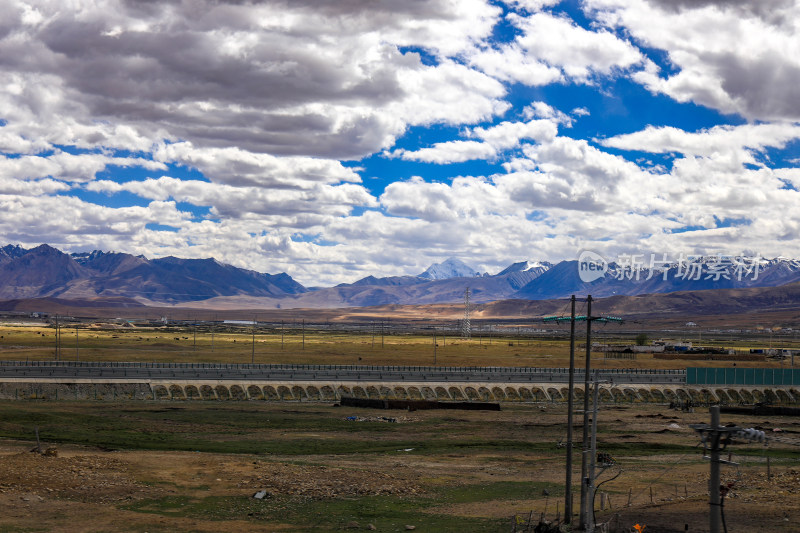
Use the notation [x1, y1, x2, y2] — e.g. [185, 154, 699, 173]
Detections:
[461, 287, 471, 339]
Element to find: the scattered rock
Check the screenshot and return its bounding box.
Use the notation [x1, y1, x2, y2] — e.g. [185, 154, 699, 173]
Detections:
[237, 462, 421, 500]
[344, 415, 409, 423]
[345, 520, 360, 529]
[0, 452, 157, 503]
[405, 525, 416, 530]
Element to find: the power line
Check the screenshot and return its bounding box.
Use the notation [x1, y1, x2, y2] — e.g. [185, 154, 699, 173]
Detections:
[688, 406, 796, 533]
[541, 296, 625, 530]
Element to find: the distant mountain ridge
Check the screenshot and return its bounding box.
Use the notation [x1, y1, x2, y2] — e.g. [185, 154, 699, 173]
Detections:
[0, 244, 27, 264]
[0, 244, 306, 304]
[513, 257, 800, 300]
[315, 257, 553, 307]
[2, 244, 800, 309]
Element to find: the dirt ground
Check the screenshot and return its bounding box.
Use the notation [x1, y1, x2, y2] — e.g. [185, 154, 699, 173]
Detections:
[0, 444, 432, 532]
[0, 403, 798, 532]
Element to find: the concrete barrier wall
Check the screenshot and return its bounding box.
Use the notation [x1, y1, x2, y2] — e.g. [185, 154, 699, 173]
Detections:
[0, 380, 797, 405]
[0, 381, 153, 400]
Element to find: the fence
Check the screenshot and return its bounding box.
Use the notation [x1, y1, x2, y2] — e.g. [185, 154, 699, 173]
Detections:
[687, 367, 800, 386]
[0, 360, 685, 375]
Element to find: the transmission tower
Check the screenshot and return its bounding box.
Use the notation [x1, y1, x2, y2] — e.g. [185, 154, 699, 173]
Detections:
[462, 287, 471, 339]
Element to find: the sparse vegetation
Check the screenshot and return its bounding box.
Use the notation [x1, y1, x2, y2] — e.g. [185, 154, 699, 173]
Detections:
[1, 318, 799, 531]
[0, 322, 794, 370]
[0, 402, 797, 531]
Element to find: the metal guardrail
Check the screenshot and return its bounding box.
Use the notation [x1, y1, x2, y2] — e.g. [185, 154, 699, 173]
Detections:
[0, 361, 686, 384]
[0, 360, 686, 375]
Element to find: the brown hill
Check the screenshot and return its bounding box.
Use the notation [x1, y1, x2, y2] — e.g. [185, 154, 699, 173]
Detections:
[2, 283, 799, 329]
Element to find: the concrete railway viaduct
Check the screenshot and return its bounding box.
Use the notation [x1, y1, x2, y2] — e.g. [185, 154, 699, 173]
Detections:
[1, 361, 798, 405]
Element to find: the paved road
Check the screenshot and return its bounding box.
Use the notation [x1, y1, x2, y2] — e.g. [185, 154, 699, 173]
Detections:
[0, 361, 686, 385]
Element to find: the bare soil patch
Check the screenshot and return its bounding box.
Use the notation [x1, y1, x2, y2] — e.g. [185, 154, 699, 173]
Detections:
[0, 403, 796, 532]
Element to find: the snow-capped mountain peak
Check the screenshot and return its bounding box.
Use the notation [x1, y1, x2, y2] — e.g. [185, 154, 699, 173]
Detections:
[496, 260, 552, 276]
[418, 257, 483, 280]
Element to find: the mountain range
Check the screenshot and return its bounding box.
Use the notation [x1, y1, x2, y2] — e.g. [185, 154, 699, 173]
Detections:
[514, 257, 800, 299]
[0, 244, 305, 304]
[2, 244, 800, 309]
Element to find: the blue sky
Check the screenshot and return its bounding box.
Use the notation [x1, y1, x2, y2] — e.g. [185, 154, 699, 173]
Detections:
[1, 0, 799, 285]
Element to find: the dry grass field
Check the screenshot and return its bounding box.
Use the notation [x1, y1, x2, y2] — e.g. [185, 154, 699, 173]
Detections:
[0, 321, 797, 370]
[0, 402, 798, 532]
[0, 319, 799, 531]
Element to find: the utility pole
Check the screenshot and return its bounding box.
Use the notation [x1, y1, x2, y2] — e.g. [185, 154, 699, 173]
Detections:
[75, 325, 79, 361]
[543, 297, 622, 531]
[580, 295, 593, 531]
[690, 407, 753, 533]
[709, 406, 722, 533]
[433, 329, 437, 365]
[565, 295, 576, 524]
[588, 372, 601, 526]
[689, 410, 800, 533]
